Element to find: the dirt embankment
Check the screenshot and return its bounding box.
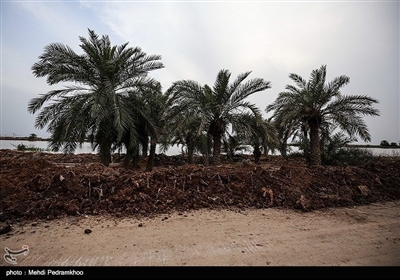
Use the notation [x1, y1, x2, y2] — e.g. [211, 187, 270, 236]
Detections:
[1, 149, 399, 225]
[1, 149, 400, 267]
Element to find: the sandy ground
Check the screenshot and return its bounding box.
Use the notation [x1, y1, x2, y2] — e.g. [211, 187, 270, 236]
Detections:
[1, 200, 400, 267]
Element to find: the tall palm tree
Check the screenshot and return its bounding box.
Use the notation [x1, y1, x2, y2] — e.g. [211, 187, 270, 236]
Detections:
[266, 65, 380, 166]
[167, 69, 271, 165]
[28, 29, 164, 166]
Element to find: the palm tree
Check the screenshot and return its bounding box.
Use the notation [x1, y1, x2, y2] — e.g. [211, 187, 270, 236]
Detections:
[28, 29, 164, 166]
[111, 82, 168, 172]
[167, 69, 271, 165]
[271, 116, 298, 159]
[266, 65, 380, 166]
[233, 113, 278, 163]
[113, 100, 152, 169]
[165, 110, 205, 164]
[222, 132, 251, 161]
[140, 83, 169, 172]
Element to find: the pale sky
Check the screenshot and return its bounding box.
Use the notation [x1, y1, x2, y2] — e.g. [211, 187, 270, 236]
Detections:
[1, 0, 399, 145]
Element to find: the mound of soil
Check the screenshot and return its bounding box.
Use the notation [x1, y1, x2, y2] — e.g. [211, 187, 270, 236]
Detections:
[1, 149, 399, 224]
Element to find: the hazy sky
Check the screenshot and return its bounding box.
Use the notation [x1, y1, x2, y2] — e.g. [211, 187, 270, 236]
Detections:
[1, 0, 399, 145]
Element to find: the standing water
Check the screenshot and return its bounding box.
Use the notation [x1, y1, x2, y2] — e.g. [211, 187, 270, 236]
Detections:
[0, 140, 183, 156]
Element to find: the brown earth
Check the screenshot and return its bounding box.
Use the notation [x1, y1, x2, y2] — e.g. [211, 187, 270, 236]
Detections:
[0, 149, 400, 267]
[1, 200, 400, 267]
[1, 149, 399, 224]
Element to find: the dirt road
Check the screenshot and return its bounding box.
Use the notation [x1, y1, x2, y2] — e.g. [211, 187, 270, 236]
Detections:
[1, 200, 399, 267]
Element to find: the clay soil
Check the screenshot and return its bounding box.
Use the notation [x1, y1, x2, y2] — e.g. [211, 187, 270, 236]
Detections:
[1, 149, 400, 267]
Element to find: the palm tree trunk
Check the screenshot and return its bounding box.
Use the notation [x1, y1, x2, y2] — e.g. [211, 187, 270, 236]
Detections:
[141, 137, 149, 158]
[253, 145, 261, 164]
[123, 146, 140, 169]
[187, 141, 194, 164]
[302, 126, 310, 163]
[280, 130, 290, 159]
[204, 134, 212, 166]
[280, 141, 287, 159]
[309, 122, 321, 166]
[146, 139, 157, 172]
[99, 140, 112, 166]
[212, 133, 222, 165]
[123, 147, 132, 168]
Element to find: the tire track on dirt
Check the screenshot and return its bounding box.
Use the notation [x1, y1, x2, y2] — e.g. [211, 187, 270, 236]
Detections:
[2, 201, 400, 266]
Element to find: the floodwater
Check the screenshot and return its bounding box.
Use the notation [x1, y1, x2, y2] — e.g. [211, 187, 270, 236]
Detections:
[0, 140, 399, 157]
[0, 140, 182, 156]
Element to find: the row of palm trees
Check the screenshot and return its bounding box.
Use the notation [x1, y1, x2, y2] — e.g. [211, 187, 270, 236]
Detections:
[28, 29, 380, 170]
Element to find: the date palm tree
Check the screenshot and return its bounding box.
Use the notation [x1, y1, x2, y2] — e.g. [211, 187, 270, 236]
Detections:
[140, 83, 169, 172]
[266, 65, 380, 166]
[271, 116, 298, 159]
[233, 113, 278, 163]
[28, 29, 164, 166]
[167, 69, 271, 165]
[165, 110, 206, 164]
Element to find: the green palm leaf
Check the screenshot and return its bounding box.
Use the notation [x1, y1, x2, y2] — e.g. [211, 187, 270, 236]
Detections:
[29, 29, 164, 166]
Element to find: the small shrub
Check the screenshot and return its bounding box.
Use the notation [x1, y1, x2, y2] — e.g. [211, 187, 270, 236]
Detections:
[14, 143, 44, 152]
[322, 147, 374, 166]
[27, 133, 38, 141]
[17, 143, 27, 151]
[380, 140, 390, 146]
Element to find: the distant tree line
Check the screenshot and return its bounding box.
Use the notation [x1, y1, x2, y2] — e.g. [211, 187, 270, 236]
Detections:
[380, 140, 399, 147]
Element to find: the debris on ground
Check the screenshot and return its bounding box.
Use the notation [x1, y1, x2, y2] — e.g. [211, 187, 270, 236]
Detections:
[1, 149, 399, 225]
